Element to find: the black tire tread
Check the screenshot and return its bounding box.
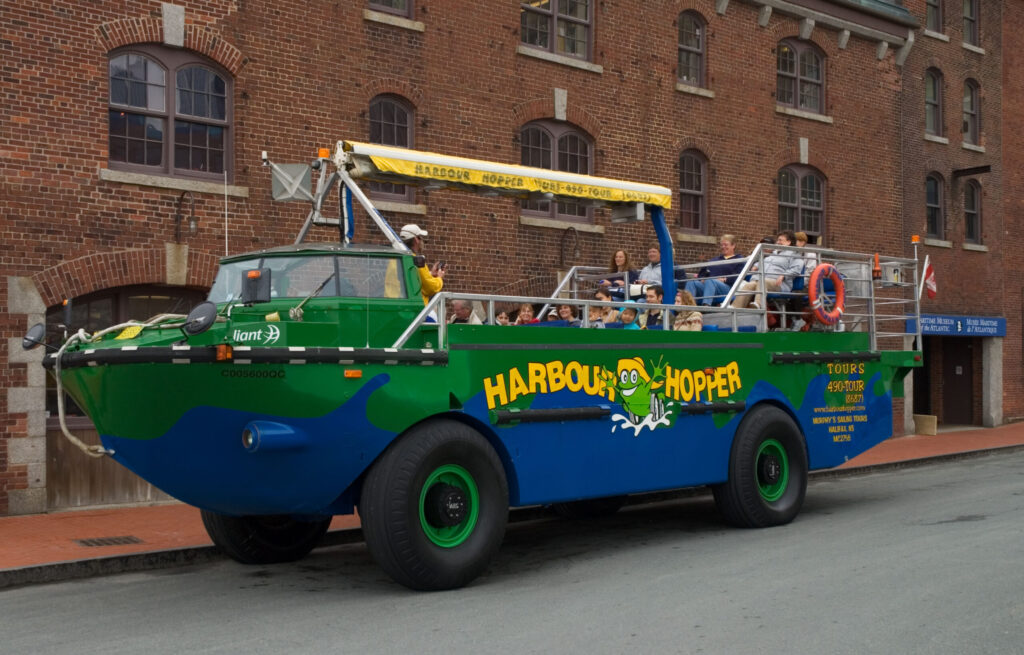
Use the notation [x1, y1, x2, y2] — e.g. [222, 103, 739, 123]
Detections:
[200, 510, 330, 564]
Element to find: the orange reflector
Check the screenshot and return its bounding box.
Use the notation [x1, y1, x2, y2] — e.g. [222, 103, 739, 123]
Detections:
[911, 234, 921, 244]
[216, 344, 233, 361]
[62, 298, 69, 306]
[318, 147, 331, 159]
[247, 269, 262, 279]
[344, 369, 362, 379]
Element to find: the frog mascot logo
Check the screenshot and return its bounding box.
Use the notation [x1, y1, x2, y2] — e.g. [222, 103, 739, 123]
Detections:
[606, 357, 669, 435]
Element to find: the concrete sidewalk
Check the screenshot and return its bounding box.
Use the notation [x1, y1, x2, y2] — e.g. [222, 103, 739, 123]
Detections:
[3, 423, 1024, 589]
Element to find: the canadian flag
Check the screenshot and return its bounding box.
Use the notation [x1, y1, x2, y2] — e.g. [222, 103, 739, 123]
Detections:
[920, 255, 937, 300]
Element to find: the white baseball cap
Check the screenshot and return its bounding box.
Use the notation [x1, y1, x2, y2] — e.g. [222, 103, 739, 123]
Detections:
[400, 224, 428, 240]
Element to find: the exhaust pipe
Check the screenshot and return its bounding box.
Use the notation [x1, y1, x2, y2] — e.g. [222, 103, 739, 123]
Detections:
[241, 421, 309, 453]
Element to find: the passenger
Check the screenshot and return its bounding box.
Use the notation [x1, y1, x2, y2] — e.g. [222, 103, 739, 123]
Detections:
[586, 304, 606, 328]
[544, 310, 561, 322]
[794, 231, 818, 278]
[400, 224, 445, 307]
[449, 298, 482, 324]
[673, 289, 704, 331]
[494, 310, 511, 326]
[594, 288, 620, 324]
[636, 245, 662, 285]
[642, 284, 670, 329]
[514, 303, 539, 325]
[730, 230, 804, 309]
[557, 304, 582, 327]
[619, 304, 641, 330]
[599, 249, 636, 300]
[687, 234, 746, 307]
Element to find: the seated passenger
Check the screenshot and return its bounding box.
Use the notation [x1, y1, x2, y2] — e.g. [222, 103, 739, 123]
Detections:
[586, 304, 605, 328]
[619, 304, 641, 330]
[730, 230, 804, 309]
[672, 290, 704, 331]
[642, 284, 670, 329]
[686, 234, 746, 306]
[599, 249, 637, 300]
[494, 310, 511, 326]
[514, 302, 539, 325]
[449, 298, 482, 324]
[595, 288, 620, 324]
[636, 245, 662, 285]
[794, 231, 817, 285]
[557, 303, 582, 327]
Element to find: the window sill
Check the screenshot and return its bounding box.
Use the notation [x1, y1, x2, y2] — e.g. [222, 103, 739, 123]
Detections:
[675, 232, 716, 244]
[99, 168, 249, 197]
[363, 8, 425, 32]
[922, 29, 949, 42]
[962, 42, 985, 55]
[775, 106, 834, 124]
[961, 142, 985, 153]
[373, 200, 427, 215]
[924, 134, 949, 144]
[924, 237, 952, 248]
[516, 45, 603, 74]
[675, 82, 714, 99]
[519, 215, 604, 234]
[962, 242, 988, 252]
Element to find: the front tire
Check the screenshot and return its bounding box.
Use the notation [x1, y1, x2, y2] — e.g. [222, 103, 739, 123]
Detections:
[712, 404, 808, 528]
[359, 419, 509, 591]
[200, 511, 331, 564]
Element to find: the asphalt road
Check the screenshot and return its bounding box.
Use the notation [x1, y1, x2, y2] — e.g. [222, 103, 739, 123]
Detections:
[2, 452, 1023, 655]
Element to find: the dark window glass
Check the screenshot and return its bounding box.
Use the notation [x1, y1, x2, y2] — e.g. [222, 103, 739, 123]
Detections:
[368, 95, 414, 201]
[963, 0, 979, 45]
[964, 180, 981, 243]
[369, 0, 411, 17]
[776, 40, 824, 114]
[926, 174, 944, 238]
[678, 12, 706, 87]
[778, 166, 824, 241]
[962, 80, 980, 145]
[679, 150, 706, 232]
[108, 47, 231, 180]
[926, 0, 943, 32]
[520, 121, 593, 222]
[925, 70, 943, 135]
[520, 0, 591, 60]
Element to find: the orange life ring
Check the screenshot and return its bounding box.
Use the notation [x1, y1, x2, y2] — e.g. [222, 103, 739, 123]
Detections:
[808, 263, 845, 325]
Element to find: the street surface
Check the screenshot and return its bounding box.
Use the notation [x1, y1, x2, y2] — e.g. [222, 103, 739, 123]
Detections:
[2, 452, 1023, 654]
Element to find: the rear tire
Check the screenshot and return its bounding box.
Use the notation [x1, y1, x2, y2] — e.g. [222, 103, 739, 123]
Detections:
[712, 404, 808, 528]
[359, 419, 509, 591]
[551, 495, 627, 519]
[200, 511, 330, 564]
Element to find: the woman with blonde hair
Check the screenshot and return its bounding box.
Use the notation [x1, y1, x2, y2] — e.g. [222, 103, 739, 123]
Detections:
[513, 302, 539, 325]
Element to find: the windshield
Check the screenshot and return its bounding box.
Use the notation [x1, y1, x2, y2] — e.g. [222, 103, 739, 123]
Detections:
[207, 254, 406, 303]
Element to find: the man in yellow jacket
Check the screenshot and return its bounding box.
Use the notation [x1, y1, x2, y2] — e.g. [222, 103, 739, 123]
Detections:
[400, 224, 445, 311]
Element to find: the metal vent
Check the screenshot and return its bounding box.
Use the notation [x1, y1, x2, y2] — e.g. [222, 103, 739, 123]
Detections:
[74, 536, 143, 547]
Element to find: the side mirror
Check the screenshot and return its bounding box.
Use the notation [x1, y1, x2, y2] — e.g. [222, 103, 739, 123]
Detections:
[22, 323, 46, 350]
[181, 302, 219, 338]
[241, 268, 272, 305]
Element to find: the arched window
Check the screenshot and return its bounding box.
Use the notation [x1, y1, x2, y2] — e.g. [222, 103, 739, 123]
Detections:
[778, 166, 824, 240]
[108, 47, 231, 179]
[679, 150, 707, 232]
[964, 180, 981, 243]
[677, 12, 706, 87]
[368, 95, 414, 201]
[962, 79, 980, 145]
[519, 121, 593, 222]
[925, 174, 945, 239]
[776, 39, 824, 114]
[925, 69, 943, 136]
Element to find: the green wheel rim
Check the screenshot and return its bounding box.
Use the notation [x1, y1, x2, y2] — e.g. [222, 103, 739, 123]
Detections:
[756, 438, 789, 503]
[418, 464, 480, 548]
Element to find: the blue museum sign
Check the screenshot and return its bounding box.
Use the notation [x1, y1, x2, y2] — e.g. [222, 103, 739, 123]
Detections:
[906, 314, 1006, 337]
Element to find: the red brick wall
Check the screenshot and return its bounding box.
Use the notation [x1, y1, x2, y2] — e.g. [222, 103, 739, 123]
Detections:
[1001, 1, 1024, 421]
[0, 0, 974, 512]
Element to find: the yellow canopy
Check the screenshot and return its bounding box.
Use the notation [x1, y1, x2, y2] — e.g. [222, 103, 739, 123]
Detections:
[335, 141, 672, 209]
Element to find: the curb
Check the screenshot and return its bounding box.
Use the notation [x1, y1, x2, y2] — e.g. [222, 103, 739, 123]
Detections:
[3, 445, 1022, 591]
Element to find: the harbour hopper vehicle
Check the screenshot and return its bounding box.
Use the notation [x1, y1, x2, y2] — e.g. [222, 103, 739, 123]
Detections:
[27, 141, 924, 590]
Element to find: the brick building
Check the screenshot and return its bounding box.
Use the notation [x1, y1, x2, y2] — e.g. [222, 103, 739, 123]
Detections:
[0, 0, 1016, 515]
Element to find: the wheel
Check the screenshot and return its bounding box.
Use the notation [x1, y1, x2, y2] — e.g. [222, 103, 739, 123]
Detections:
[359, 419, 509, 591]
[551, 495, 628, 519]
[200, 511, 331, 564]
[711, 404, 808, 528]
